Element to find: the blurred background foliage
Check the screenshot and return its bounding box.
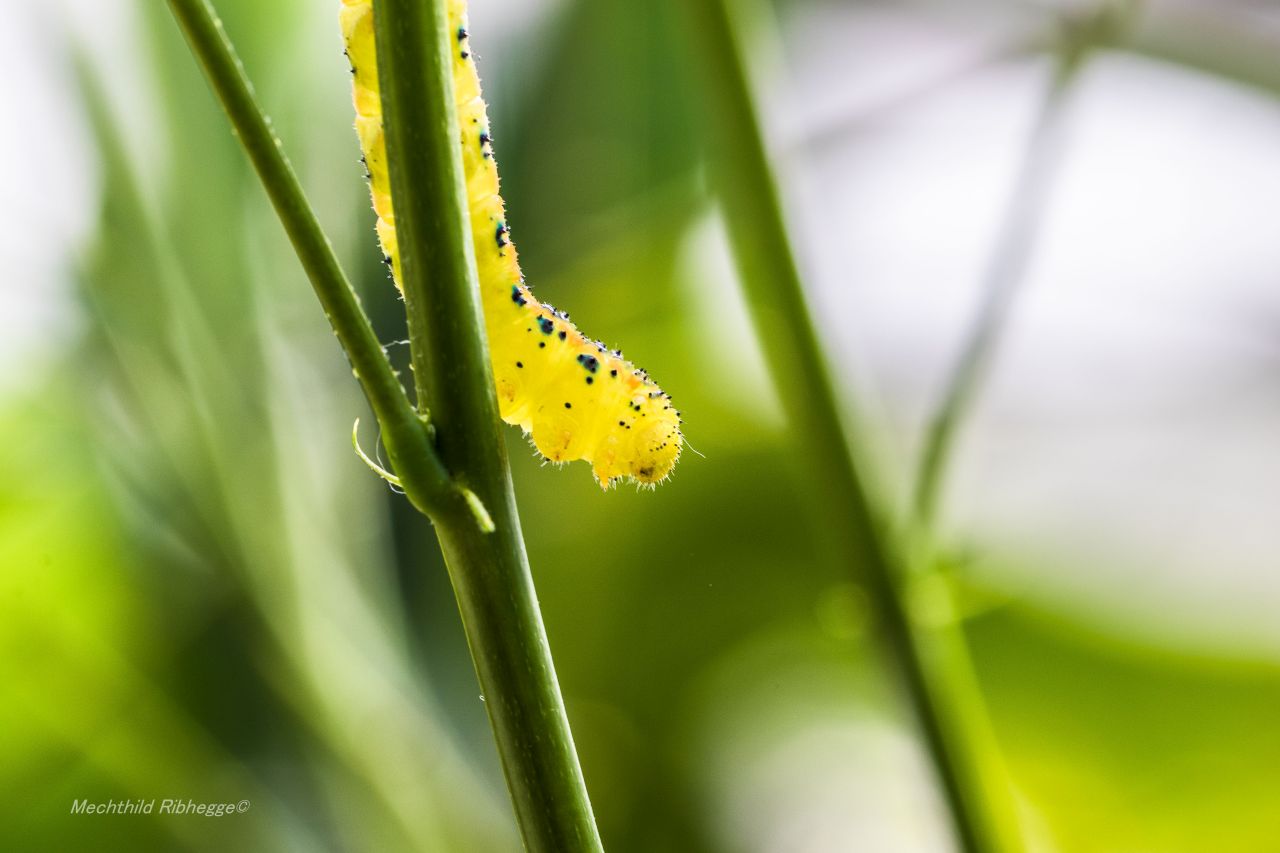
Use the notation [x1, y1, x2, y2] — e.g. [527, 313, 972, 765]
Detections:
[4, 0, 1280, 850]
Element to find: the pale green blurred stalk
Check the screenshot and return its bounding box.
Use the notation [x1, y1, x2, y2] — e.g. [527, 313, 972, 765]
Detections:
[912, 2, 1135, 541]
[679, 0, 1026, 849]
[900, 12, 1131, 852]
[911, 72, 1075, 539]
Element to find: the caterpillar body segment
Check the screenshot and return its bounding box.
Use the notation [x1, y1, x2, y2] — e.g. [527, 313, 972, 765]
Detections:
[341, 0, 682, 487]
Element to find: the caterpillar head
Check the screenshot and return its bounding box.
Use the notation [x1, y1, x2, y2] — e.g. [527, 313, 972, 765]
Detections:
[628, 417, 682, 486]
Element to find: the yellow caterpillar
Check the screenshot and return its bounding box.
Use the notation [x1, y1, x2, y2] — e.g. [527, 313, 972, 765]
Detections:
[339, 0, 681, 488]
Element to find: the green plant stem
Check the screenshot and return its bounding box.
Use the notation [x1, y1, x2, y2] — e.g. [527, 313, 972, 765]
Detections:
[680, 1, 1021, 850]
[164, 0, 451, 519]
[371, 2, 601, 851]
[165, 2, 600, 847]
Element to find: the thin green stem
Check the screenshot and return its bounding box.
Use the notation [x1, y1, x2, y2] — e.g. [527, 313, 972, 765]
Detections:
[164, 0, 451, 519]
[910, 0, 1145, 540]
[900, 16, 1126, 853]
[371, 1, 601, 851]
[164, 2, 599, 845]
[680, 1, 1022, 850]
[912, 54, 1083, 541]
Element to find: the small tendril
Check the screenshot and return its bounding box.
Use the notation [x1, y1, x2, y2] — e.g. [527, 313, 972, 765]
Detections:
[351, 418, 402, 487]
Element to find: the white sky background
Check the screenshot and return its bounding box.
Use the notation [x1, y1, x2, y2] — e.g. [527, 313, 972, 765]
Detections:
[4, 0, 1279, 656]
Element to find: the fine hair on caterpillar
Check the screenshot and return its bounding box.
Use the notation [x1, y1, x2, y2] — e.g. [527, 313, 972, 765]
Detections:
[340, 0, 683, 489]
